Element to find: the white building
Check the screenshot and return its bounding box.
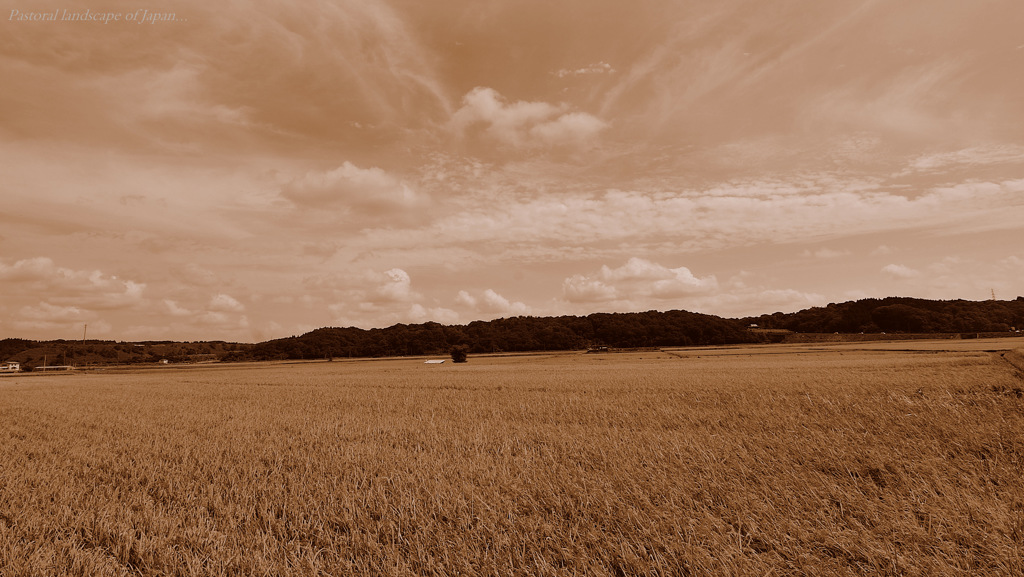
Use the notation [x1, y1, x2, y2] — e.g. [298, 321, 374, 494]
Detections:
[0, 361, 20, 373]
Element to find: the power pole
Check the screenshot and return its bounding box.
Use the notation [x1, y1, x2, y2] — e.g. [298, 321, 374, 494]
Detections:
[82, 324, 87, 342]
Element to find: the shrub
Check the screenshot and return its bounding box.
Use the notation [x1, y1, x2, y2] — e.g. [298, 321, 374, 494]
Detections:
[450, 345, 468, 363]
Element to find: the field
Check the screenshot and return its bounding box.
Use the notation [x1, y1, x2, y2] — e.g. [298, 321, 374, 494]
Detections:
[2, 339, 1023, 576]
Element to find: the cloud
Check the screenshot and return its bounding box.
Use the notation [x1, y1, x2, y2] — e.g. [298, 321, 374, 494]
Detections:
[555, 62, 615, 78]
[139, 294, 249, 340]
[866, 255, 1023, 303]
[0, 257, 56, 281]
[9, 303, 112, 336]
[882, 263, 920, 279]
[455, 290, 477, 308]
[479, 289, 529, 316]
[450, 87, 607, 148]
[408, 303, 459, 325]
[455, 289, 529, 317]
[324, 267, 457, 327]
[163, 300, 193, 317]
[282, 162, 427, 213]
[696, 287, 827, 318]
[375, 268, 418, 303]
[371, 176, 1024, 264]
[902, 145, 1024, 174]
[209, 293, 246, 313]
[563, 258, 717, 304]
[562, 276, 618, 303]
[802, 248, 850, 259]
[0, 257, 145, 310]
[17, 303, 94, 324]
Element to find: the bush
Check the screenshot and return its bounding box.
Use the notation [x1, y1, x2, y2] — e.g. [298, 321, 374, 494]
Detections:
[450, 345, 468, 363]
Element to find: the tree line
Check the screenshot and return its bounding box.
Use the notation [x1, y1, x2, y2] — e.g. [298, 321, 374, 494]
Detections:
[2, 296, 1022, 365]
[742, 296, 1024, 334]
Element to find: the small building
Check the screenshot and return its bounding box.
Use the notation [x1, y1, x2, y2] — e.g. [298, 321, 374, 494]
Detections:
[0, 361, 20, 373]
[424, 359, 445, 364]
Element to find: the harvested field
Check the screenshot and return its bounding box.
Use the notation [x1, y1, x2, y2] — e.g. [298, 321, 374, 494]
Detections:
[2, 341, 1023, 575]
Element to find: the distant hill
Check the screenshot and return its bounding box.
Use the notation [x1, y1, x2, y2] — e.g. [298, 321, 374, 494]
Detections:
[0, 340, 242, 370]
[2, 296, 1022, 367]
[741, 296, 1024, 334]
[241, 309, 756, 361]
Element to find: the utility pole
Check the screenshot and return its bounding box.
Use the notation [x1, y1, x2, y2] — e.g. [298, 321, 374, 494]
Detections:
[82, 324, 87, 342]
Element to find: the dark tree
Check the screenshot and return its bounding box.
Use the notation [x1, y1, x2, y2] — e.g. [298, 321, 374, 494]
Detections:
[450, 345, 469, 363]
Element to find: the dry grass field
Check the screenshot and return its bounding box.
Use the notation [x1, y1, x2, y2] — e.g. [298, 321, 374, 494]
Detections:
[2, 339, 1023, 576]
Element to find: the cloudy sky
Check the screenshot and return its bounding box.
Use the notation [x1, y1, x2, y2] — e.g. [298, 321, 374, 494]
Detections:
[2, 0, 1023, 341]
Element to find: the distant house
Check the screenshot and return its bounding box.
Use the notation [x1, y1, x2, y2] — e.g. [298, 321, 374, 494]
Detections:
[0, 361, 20, 373]
[424, 359, 445, 364]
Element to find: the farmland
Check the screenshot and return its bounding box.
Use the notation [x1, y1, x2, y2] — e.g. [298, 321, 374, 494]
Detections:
[2, 339, 1023, 576]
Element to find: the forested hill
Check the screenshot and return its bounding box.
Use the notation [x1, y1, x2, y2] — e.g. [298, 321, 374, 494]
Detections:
[741, 296, 1024, 334]
[2, 297, 1022, 367]
[241, 309, 754, 360]
[239, 296, 1024, 361]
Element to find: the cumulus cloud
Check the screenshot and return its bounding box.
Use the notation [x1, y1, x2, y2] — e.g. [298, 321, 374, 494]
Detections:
[450, 87, 607, 148]
[0, 257, 145, 310]
[455, 290, 477, 308]
[562, 275, 618, 303]
[163, 300, 193, 317]
[282, 162, 427, 213]
[9, 302, 112, 336]
[209, 293, 246, 313]
[408, 303, 459, 325]
[18, 303, 94, 324]
[324, 267, 466, 327]
[882, 263, 920, 279]
[480, 289, 529, 315]
[455, 288, 529, 317]
[137, 295, 250, 339]
[563, 258, 717, 304]
[0, 257, 55, 281]
[375, 268, 418, 303]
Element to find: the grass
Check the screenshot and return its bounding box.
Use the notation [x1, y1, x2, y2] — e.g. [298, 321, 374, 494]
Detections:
[1, 344, 1023, 575]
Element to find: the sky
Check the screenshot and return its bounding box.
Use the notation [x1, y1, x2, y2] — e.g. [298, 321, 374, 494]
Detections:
[2, 0, 1023, 342]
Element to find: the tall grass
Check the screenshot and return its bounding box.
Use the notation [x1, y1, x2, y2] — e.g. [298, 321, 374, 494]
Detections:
[1, 349, 1022, 575]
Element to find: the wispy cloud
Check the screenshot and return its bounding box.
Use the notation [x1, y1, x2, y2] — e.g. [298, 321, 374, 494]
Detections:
[555, 61, 615, 78]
